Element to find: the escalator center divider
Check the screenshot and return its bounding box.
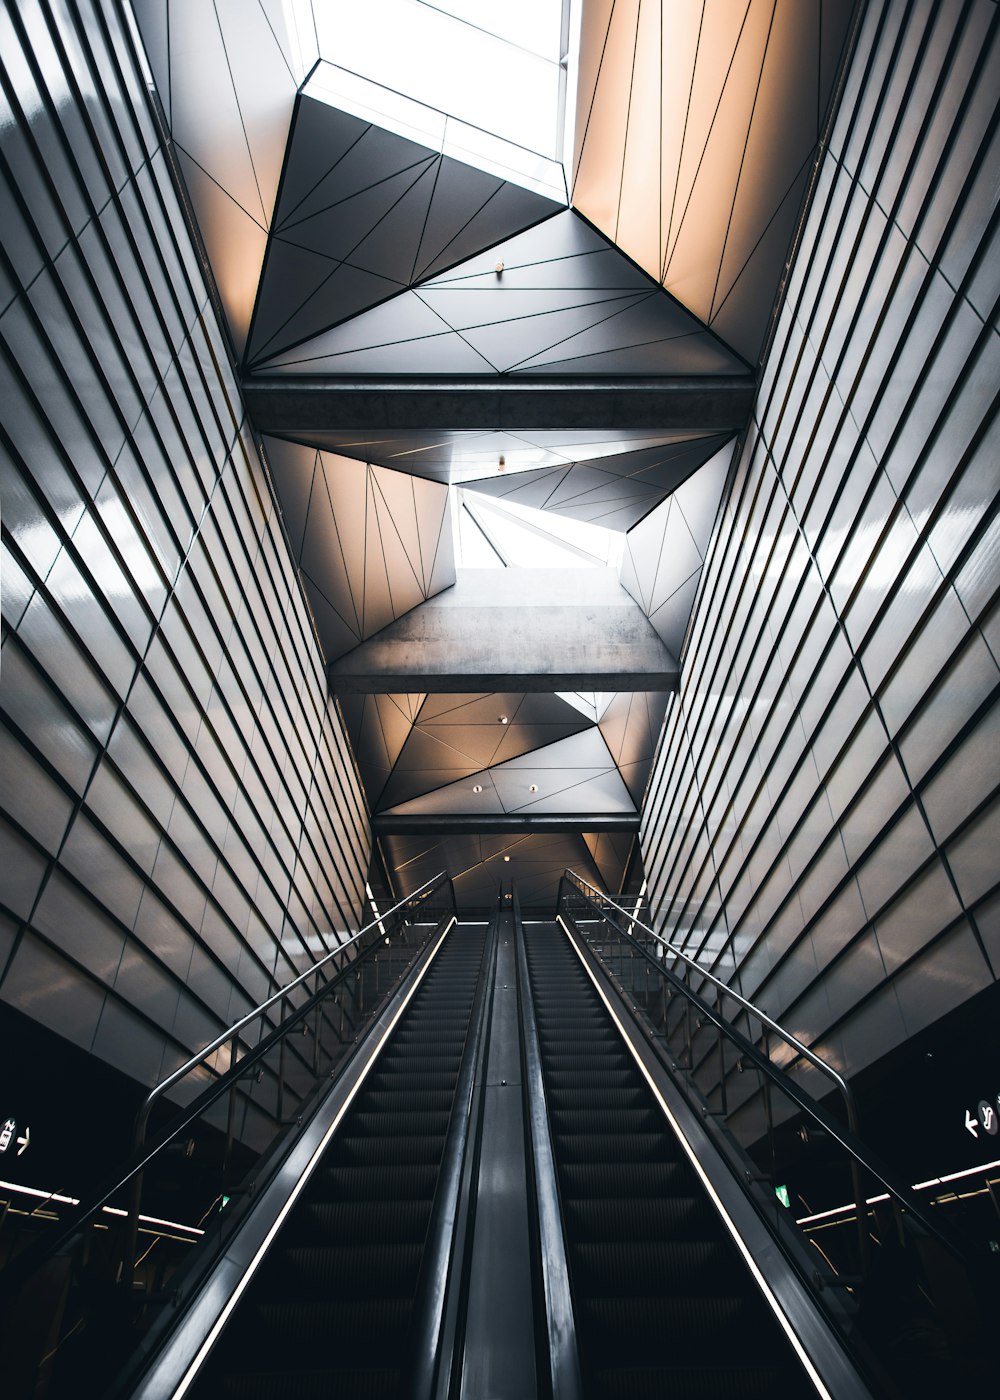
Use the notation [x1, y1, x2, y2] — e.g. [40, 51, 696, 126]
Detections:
[523, 918, 818, 1400]
[187, 917, 494, 1400]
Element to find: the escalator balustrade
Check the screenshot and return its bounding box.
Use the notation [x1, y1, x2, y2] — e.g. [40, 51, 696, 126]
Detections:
[190, 925, 487, 1400]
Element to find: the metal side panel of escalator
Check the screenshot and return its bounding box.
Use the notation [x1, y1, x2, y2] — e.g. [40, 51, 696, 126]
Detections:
[517, 913, 869, 1400]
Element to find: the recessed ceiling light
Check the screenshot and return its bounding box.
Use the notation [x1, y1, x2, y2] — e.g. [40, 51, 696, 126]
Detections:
[529, 784, 538, 793]
[472, 784, 483, 793]
[503, 855, 511, 862]
[499, 715, 509, 724]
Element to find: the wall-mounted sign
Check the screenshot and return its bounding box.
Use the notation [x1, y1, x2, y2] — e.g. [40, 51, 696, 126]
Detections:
[775, 1183, 791, 1209]
[0, 1119, 30, 1156]
[963, 1093, 999, 1139]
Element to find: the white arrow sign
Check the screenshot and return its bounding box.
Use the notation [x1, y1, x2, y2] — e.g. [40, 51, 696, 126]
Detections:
[965, 1109, 979, 1139]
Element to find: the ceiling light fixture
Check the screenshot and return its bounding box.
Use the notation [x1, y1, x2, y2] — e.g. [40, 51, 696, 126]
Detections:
[529, 784, 538, 793]
[498, 715, 508, 724]
[503, 855, 511, 862]
[472, 784, 483, 793]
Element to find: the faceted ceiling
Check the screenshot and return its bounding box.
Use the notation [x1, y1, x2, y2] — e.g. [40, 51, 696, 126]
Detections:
[134, 0, 855, 906]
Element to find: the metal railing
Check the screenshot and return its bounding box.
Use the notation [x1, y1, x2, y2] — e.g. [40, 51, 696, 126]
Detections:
[563, 872, 861, 1131]
[556, 871, 969, 1287]
[0, 873, 456, 1400]
[121, 871, 454, 1285]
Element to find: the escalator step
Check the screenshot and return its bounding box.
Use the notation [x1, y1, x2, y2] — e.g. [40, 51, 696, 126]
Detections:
[551, 1108, 663, 1136]
[294, 1198, 431, 1244]
[348, 1110, 452, 1137]
[544, 1055, 633, 1073]
[564, 1196, 715, 1241]
[548, 1086, 649, 1111]
[368, 1071, 457, 1092]
[268, 1243, 422, 1296]
[555, 1132, 679, 1164]
[374, 1055, 461, 1076]
[314, 1164, 440, 1200]
[250, 1297, 412, 1356]
[560, 1161, 691, 1197]
[579, 1295, 763, 1363]
[221, 1369, 401, 1400]
[590, 1364, 801, 1400]
[325, 1133, 447, 1166]
[546, 1070, 635, 1091]
[572, 1240, 739, 1294]
[362, 1090, 454, 1113]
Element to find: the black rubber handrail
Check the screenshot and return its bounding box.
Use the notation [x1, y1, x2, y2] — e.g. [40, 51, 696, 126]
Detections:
[407, 904, 498, 1400]
[514, 888, 583, 1400]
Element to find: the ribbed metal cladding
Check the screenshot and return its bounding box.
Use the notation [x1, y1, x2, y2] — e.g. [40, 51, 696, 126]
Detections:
[640, 0, 1000, 1092]
[0, 0, 370, 1092]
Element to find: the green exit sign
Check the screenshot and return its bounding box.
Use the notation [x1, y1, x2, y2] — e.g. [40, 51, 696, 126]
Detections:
[775, 1184, 791, 1209]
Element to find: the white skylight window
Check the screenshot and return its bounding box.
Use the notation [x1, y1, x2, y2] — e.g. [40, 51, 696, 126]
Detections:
[307, 0, 574, 201]
[451, 487, 624, 570]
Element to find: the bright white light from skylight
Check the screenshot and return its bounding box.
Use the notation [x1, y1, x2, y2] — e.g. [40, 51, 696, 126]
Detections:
[451, 487, 624, 570]
[309, 0, 573, 198]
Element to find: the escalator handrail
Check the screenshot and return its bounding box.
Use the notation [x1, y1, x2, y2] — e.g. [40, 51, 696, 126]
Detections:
[408, 905, 498, 1400]
[514, 889, 583, 1400]
[136, 871, 452, 1144]
[559, 872, 971, 1266]
[563, 870, 859, 1131]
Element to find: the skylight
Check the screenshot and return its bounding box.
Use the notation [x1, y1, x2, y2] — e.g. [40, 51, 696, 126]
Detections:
[306, 0, 574, 201]
[451, 487, 624, 570]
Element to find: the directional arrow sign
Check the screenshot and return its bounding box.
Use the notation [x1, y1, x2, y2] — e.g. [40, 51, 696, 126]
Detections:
[965, 1109, 979, 1139]
[16, 1126, 29, 1156]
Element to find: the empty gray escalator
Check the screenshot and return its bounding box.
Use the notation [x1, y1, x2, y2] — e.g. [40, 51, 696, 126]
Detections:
[189, 924, 488, 1399]
[523, 920, 817, 1400]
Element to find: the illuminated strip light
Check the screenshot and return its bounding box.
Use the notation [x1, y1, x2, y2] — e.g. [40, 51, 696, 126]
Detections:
[795, 1155, 1000, 1227]
[365, 882, 387, 938]
[795, 1195, 890, 1226]
[555, 915, 834, 1400]
[171, 915, 456, 1400]
[0, 1181, 205, 1236]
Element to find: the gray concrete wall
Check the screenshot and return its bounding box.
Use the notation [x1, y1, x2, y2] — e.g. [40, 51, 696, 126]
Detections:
[328, 568, 679, 692]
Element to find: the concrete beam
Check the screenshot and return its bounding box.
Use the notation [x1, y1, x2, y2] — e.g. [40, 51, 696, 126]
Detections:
[372, 813, 640, 835]
[243, 375, 755, 433]
[326, 569, 679, 694]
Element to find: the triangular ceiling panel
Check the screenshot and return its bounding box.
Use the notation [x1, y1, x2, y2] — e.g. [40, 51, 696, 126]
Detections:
[463, 433, 733, 533]
[583, 830, 637, 895]
[246, 93, 562, 367]
[597, 691, 670, 805]
[619, 440, 734, 658]
[383, 727, 636, 818]
[376, 692, 595, 812]
[263, 438, 455, 662]
[339, 691, 420, 809]
[147, 0, 303, 353]
[256, 209, 746, 375]
[572, 0, 855, 364]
